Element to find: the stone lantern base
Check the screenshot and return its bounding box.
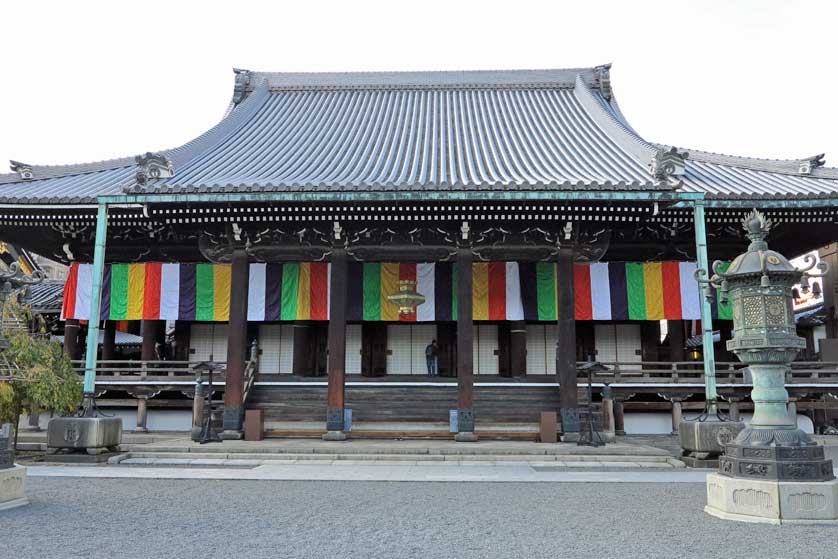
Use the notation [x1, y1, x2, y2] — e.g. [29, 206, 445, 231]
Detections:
[679, 417, 745, 468]
[46, 416, 122, 461]
[706, 473, 838, 524]
[0, 465, 29, 511]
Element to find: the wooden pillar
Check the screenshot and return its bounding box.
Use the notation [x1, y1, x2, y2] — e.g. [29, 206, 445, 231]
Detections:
[221, 249, 249, 438]
[788, 398, 799, 427]
[324, 248, 348, 439]
[174, 321, 190, 361]
[601, 385, 615, 443]
[63, 319, 81, 359]
[670, 398, 683, 435]
[191, 381, 205, 442]
[668, 320, 686, 362]
[292, 322, 310, 375]
[102, 320, 117, 361]
[141, 320, 159, 361]
[456, 247, 477, 441]
[509, 320, 527, 377]
[22, 409, 41, 431]
[818, 244, 837, 339]
[135, 396, 149, 433]
[613, 397, 626, 436]
[727, 397, 742, 422]
[556, 247, 579, 437]
[641, 321, 661, 362]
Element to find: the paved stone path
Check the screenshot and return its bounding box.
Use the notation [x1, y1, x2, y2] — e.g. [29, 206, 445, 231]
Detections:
[27, 463, 708, 482]
[6, 477, 838, 559]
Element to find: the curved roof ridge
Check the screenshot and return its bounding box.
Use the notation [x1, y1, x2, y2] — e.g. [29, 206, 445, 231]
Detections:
[0, 75, 272, 187]
[571, 74, 658, 167]
[244, 66, 607, 91]
[165, 78, 270, 169]
[655, 144, 838, 179]
[0, 156, 135, 184]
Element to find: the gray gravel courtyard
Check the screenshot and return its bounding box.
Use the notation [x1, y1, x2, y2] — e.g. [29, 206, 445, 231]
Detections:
[5, 477, 838, 559]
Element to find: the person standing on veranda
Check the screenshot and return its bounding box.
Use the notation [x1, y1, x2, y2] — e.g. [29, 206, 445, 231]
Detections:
[425, 339, 439, 376]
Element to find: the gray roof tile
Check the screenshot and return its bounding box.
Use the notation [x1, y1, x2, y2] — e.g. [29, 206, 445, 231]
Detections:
[1, 66, 836, 203]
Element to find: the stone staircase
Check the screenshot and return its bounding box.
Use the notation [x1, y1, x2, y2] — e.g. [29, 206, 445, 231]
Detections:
[109, 437, 684, 468]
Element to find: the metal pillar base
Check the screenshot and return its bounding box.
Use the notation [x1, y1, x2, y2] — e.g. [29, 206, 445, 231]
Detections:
[322, 431, 347, 441]
[456, 408, 475, 433]
[560, 407, 580, 435]
[222, 405, 243, 435]
[720, 427, 835, 482]
[220, 398, 243, 439]
[326, 408, 345, 432]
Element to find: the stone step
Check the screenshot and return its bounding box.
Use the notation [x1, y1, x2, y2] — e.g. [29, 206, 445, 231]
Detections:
[111, 450, 676, 465]
[120, 443, 668, 458]
[111, 452, 678, 467]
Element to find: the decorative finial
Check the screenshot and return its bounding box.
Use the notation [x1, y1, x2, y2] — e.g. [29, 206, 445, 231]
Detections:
[798, 154, 825, 175]
[741, 209, 771, 245]
[134, 152, 173, 185]
[232, 69, 252, 104]
[9, 160, 33, 180]
[650, 147, 688, 181]
[594, 63, 612, 101]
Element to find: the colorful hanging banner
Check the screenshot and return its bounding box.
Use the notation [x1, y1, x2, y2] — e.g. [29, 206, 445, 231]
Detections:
[61, 260, 705, 322]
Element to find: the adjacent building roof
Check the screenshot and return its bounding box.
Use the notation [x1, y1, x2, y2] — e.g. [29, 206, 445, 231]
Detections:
[2, 65, 837, 203]
[21, 280, 64, 314]
[52, 330, 143, 347]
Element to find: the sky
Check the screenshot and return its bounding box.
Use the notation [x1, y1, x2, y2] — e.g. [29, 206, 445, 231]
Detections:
[1, 1, 836, 169]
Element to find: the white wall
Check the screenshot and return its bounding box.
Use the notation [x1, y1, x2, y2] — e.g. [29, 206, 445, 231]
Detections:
[623, 412, 815, 435]
[16, 409, 817, 434]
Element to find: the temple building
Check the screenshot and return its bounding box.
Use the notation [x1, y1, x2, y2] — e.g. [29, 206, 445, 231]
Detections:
[1, 65, 837, 439]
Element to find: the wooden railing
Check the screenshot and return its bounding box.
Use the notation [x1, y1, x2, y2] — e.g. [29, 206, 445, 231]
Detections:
[71, 360, 227, 378]
[582, 361, 838, 383]
[72, 359, 838, 384]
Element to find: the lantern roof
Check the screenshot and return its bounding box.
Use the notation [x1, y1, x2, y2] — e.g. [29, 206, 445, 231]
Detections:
[722, 210, 798, 279]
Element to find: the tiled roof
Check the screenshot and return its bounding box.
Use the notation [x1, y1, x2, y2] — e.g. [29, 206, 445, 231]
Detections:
[21, 280, 65, 313]
[1, 66, 836, 203]
[141, 74, 657, 193]
[52, 330, 143, 346]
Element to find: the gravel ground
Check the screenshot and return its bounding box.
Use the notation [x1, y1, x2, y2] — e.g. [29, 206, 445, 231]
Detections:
[5, 478, 838, 559]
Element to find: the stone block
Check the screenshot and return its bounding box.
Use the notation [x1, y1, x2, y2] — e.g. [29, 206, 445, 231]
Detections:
[680, 418, 745, 455]
[0, 465, 28, 511]
[47, 417, 122, 451]
[0, 449, 14, 469]
[706, 473, 838, 524]
[706, 473, 780, 520]
[244, 409, 264, 442]
[540, 412, 557, 444]
[779, 481, 838, 521]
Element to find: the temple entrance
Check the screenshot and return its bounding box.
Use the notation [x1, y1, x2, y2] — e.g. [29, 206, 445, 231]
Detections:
[436, 323, 457, 377]
[473, 324, 499, 375]
[594, 323, 642, 371]
[189, 323, 229, 362]
[291, 323, 328, 376]
[385, 324, 437, 375]
[257, 324, 294, 374]
[361, 323, 387, 377]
